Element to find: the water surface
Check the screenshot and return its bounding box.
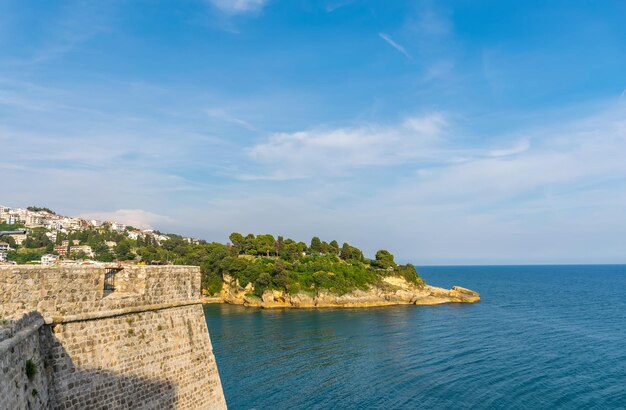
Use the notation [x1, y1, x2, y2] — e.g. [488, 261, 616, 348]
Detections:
[204, 265, 626, 409]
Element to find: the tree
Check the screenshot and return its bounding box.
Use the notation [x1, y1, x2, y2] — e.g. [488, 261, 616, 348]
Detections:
[114, 241, 134, 260]
[310, 237, 322, 253]
[373, 250, 396, 269]
[279, 240, 300, 261]
[321, 241, 330, 254]
[27, 206, 55, 214]
[254, 272, 272, 296]
[23, 228, 51, 249]
[271, 260, 289, 288]
[340, 242, 364, 261]
[275, 236, 284, 255]
[3, 235, 16, 247]
[244, 234, 256, 254]
[296, 242, 308, 255]
[255, 234, 275, 256]
[329, 240, 340, 255]
[229, 232, 245, 254]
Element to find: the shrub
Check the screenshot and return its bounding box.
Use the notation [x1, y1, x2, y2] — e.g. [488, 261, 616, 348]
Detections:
[25, 359, 37, 381]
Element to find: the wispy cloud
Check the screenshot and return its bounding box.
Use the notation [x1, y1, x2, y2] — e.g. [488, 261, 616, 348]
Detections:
[207, 0, 269, 15]
[326, 0, 355, 13]
[2, 2, 111, 67]
[246, 113, 447, 179]
[206, 108, 256, 130]
[378, 32, 412, 59]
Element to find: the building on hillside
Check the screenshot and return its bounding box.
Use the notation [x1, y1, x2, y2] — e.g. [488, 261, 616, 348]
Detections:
[41, 254, 59, 265]
[8, 233, 27, 245]
[127, 231, 144, 240]
[105, 241, 117, 250]
[25, 214, 44, 227]
[54, 245, 68, 256]
[0, 242, 11, 252]
[69, 245, 94, 258]
[61, 240, 70, 247]
[0, 207, 11, 222]
[46, 231, 58, 243]
[0, 252, 7, 262]
[111, 222, 126, 233]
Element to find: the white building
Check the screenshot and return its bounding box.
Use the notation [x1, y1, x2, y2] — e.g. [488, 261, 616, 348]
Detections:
[111, 222, 126, 233]
[41, 254, 59, 265]
[127, 231, 143, 240]
[69, 245, 94, 258]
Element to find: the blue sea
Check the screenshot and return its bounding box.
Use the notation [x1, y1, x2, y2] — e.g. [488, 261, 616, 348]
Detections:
[204, 265, 626, 409]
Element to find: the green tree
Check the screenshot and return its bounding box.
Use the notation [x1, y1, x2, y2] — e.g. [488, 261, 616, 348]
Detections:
[373, 250, 397, 269]
[340, 243, 364, 261]
[114, 241, 134, 260]
[23, 228, 51, 249]
[329, 240, 340, 255]
[229, 232, 245, 254]
[255, 234, 275, 256]
[254, 272, 272, 296]
[310, 237, 322, 253]
[244, 234, 256, 254]
[3, 235, 16, 248]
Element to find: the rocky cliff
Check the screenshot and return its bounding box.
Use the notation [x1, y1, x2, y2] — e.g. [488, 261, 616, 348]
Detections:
[211, 274, 479, 308]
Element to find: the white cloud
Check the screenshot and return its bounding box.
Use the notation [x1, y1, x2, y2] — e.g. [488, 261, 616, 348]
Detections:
[76, 209, 175, 230]
[207, 0, 268, 14]
[246, 114, 447, 179]
[224, 106, 626, 263]
[487, 139, 530, 157]
[378, 33, 412, 59]
[206, 108, 256, 130]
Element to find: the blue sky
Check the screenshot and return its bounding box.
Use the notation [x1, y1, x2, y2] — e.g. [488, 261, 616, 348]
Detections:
[1, 0, 626, 264]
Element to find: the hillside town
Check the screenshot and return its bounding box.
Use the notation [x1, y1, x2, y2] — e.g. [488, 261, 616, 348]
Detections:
[0, 205, 200, 265]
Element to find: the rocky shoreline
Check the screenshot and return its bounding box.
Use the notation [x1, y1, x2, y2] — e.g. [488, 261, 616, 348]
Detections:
[202, 275, 480, 308]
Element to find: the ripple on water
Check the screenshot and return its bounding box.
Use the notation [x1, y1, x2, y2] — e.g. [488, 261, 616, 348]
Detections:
[205, 265, 626, 410]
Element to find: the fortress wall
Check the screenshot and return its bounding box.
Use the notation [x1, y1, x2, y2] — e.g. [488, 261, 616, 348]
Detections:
[0, 265, 226, 410]
[43, 304, 225, 409]
[0, 316, 50, 409]
[0, 266, 199, 320]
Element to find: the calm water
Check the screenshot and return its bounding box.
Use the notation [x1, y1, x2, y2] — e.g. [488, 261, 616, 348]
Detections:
[204, 265, 626, 409]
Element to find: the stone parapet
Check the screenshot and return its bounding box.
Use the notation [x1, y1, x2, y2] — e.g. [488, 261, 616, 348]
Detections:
[0, 265, 227, 409]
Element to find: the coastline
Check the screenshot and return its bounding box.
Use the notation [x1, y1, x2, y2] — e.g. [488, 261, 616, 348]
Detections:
[201, 276, 479, 308]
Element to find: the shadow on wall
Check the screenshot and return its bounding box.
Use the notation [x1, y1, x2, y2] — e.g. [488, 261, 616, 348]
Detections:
[1, 313, 179, 410]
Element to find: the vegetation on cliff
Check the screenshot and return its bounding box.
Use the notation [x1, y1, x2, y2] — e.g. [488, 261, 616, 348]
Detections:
[200, 233, 425, 296]
[3, 219, 424, 296]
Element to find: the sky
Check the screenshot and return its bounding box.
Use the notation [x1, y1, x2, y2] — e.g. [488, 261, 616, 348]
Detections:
[1, 0, 626, 264]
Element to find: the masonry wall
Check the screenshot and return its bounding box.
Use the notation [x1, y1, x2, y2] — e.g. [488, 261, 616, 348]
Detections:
[0, 265, 199, 320]
[0, 265, 227, 410]
[0, 314, 50, 409]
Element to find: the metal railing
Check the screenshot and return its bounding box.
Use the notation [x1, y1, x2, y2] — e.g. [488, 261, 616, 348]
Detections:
[103, 267, 122, 296]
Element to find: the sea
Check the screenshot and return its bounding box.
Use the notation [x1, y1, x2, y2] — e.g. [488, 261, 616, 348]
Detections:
[203, 265, 626, 409]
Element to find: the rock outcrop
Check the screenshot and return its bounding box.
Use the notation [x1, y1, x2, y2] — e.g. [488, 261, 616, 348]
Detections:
[213, 274, 480, 308]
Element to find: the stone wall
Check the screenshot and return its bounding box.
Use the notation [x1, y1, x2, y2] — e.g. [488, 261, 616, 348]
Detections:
[0, 314, 50, 409]
[0, 265, 227, 410]
[0, 265, 199, 321]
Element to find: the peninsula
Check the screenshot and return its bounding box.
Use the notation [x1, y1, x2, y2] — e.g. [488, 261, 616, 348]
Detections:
[0, 205, 479, 309]
[202, 233, 480, 308]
